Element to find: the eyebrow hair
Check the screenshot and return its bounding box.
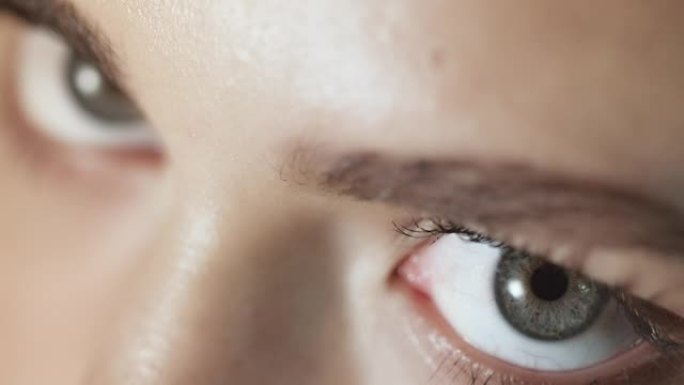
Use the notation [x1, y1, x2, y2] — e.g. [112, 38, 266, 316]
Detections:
[0, 0, 121, 85]
[294, 151, 684, 262]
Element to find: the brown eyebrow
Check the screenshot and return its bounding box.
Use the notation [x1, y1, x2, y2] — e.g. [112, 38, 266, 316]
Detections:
[292, 150, 684, 263]
[0, 0, 121, 85]
[303, 150, 684, 343]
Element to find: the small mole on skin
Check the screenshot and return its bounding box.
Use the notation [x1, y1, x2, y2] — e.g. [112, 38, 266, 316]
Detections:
[431, 49, 447, 69]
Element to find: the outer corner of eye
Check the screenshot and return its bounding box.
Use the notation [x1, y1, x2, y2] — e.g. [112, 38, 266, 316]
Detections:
[13, 26, 163, 161]
[395, 232, 658, 383]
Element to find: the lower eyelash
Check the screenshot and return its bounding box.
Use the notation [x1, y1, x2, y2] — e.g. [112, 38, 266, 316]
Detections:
[428, 350, 497, 385]
[428, 350, 593, 385]
[428, 348, 684, 385]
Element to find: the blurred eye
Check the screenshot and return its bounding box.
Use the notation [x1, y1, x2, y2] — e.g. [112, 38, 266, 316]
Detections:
[16, 27, 157, 149]
[399, 233, 640, 372]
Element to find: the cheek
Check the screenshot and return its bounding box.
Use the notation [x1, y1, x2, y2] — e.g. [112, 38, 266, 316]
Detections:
[0, 166, 168, 383]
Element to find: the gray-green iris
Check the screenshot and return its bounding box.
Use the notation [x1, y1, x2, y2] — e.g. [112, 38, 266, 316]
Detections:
[66, 54, 141, 123]
[494, 249, 609, 341]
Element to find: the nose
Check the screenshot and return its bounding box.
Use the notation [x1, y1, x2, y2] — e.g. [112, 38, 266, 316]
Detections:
[88, 190, 361, 385]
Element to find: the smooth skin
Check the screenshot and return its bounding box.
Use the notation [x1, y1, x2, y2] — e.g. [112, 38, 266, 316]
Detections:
[0, 1, 683, 384]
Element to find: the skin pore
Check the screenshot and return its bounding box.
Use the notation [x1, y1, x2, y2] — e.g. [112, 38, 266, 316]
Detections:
[0, 0, 683, 384]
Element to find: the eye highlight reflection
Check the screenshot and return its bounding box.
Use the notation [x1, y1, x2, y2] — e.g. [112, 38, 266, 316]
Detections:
[394, 220, 684, 385]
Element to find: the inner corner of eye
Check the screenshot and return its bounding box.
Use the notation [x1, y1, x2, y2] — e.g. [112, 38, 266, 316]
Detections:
[396, 255, 428, 294]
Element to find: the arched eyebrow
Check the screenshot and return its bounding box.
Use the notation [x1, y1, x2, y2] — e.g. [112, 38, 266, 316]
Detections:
[0, 0, 121, 85]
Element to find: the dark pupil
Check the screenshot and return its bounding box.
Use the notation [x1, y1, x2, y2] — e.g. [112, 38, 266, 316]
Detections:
[530, 263, 569, 302]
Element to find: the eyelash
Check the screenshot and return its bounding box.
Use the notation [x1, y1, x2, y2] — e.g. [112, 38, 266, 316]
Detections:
[394, 218, 684, 355]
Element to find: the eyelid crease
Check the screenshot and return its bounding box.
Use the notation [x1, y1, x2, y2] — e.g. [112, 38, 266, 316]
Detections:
[0, 0, 122, 87]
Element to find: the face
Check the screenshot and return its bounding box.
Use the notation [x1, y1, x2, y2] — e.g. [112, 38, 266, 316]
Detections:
[0, 1, 683, 384]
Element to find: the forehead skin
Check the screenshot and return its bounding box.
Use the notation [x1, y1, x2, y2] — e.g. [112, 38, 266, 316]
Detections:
[73, 0, 684, 208]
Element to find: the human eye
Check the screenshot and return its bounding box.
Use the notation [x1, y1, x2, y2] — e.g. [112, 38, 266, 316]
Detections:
[17, 27, 156, 150]
[1, 4, 162, 183]
[395, 219, 684, 385]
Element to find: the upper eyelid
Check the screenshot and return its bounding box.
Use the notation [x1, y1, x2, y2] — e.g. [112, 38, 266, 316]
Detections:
[0, 0, 123, 87]
[286, 149, 684, 316]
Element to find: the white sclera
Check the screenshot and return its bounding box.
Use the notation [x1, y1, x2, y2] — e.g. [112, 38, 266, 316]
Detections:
[421, 234, 638, 372]
[17, 28, 157, 148]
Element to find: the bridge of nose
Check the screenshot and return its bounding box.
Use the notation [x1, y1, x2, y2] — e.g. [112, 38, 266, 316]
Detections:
[87, 194, 361, 385]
